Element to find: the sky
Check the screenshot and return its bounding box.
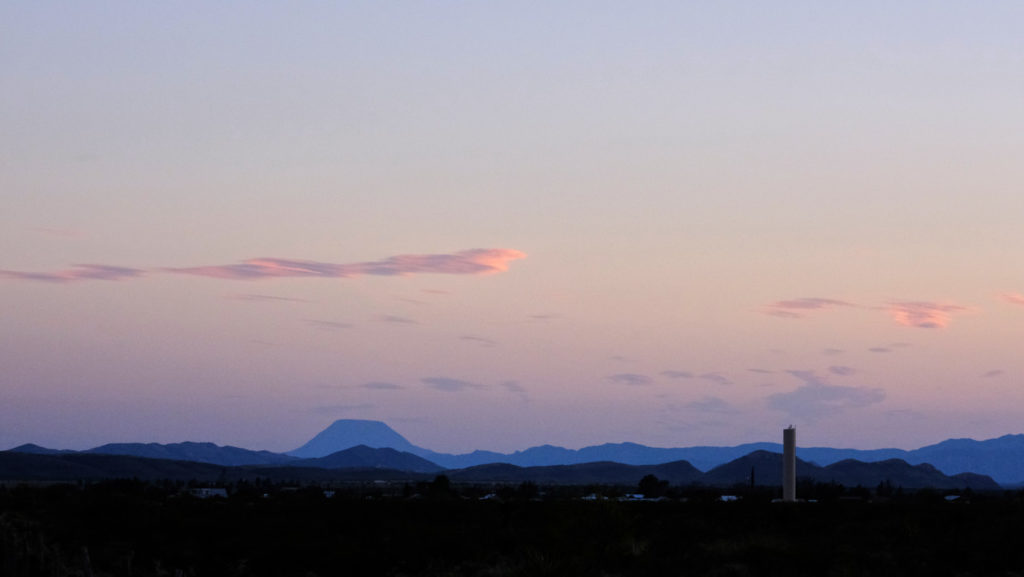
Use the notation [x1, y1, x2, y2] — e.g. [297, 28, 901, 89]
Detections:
[3, 2, 1024, 455]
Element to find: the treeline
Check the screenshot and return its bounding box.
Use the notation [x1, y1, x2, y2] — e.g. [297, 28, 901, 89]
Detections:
[3, 479, 1024, 576]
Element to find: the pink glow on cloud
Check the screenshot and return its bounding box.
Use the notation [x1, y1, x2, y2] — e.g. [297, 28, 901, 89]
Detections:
[1000, 293, 1024, 306]
[0, 264, 144, 283]
[1, 249, 526, 284]
[886, 301, 969, 329]
[764, 297, 856, 318]
[168, 249, 527, 280]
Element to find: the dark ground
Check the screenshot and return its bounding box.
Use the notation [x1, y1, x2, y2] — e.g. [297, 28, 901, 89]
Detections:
[2, 479, 1024, 577]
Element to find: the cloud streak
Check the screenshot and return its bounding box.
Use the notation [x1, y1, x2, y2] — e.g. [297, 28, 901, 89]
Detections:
[362, 381, 403, 390]
[225, 293, 310, 303]
[168, 249, 527, 280]
[685, 396, 737, 413]
[422, 377, 485, 392]
[886, 301, 968, 329]
[1001, 293, 1024, 306]
[764, 296, 972, 329]
[1, 249, 526, 284]
[763, 297, 856, 318]
[609, 373, 653, 386]
[0, 264, 144, 283]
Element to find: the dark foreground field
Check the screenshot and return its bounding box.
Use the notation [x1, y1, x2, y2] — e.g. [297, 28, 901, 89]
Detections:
[3, 480, 1024, 577]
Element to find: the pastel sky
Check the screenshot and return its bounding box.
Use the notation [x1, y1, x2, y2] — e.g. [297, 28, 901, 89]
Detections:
[4, 2, 1024, 454]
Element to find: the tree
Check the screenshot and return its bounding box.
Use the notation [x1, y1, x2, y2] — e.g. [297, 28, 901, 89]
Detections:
[638, 474, 668, 499]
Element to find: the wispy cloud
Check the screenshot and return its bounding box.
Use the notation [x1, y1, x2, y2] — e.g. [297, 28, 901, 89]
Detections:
[460, 335, 497, 347]
[886, 301, 969, 329]
[1, 249, 525, 284]
[226, 293, 310, 303]
[765, 297, 972, 329]
[828, 366, 856, 376]
[981, 370, 1004, 379]
[1001, 293, 1024, 306]
[362, 381, 403, 390]
[0, 264, 144, 283]
[661, 370, 693, 379]
[380, 315, 418, 325]
[763, 297, 856, 318]
[168, 249, 526, 280]
[767, 370, 885, 420]
[306, 320, 353, 330]
[609, 373, 653, 386]
[529, 313, 560, 322]
[422, 377, 485, 392]
[499, 381, 530, 402]
[698, 373, 733, 386]
[685, 396, 737, 413]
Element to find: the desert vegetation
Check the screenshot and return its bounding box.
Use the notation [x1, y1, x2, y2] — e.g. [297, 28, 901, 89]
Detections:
[3, 478, 1024, 576]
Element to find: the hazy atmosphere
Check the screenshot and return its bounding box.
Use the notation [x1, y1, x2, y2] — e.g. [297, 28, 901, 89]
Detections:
[3, 2, 1024, 454]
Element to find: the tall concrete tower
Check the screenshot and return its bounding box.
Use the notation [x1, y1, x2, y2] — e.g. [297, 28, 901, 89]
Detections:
[783, 426, 796, 502]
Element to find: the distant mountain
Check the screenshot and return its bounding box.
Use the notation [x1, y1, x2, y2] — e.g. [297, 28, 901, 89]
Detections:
[84, 441, 296, 467]
[0, 447, 1000, 489]
[288, 420, 421, 458]
[9, 420, 1024, 485]
[282, 420, 1024, 484]
[7, 443, 74, 455]
[906, 435, 1024, 485]
[293, 445, 443, 474]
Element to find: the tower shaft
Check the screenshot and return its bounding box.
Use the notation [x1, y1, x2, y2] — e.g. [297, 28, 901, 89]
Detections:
[783, 427, 796, 502]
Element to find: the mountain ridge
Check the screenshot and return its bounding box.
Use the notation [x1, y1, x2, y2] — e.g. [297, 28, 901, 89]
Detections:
[7, 420, 1024, 484]
[0, 448, 999, 490]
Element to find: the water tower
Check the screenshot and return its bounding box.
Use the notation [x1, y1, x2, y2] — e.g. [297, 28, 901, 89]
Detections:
[783, 426, 796, 501]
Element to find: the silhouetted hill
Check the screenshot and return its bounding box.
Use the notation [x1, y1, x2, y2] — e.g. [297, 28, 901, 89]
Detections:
[824, 459, 936, 489]
[0, 452, 227, 481]
[85, 441, 296, 467]
[447, 460, 703, 485]
[701, 450, 822, 487]
[7, 443, 73, 455]
[293, 445, 443, 473]
[700, 451, 999, 490]
[0, 447, 1000, 489]
[0, 451, 435, 483]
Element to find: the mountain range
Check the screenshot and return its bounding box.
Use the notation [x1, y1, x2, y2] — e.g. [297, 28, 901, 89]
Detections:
[282, 419, 1024, 485]
[5, 419, 1023, 486]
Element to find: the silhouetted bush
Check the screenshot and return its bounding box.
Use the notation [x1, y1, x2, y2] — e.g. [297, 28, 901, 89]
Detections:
[2, 480, 1023, 576]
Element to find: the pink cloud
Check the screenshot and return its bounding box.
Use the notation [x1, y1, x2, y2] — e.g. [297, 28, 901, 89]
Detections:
[1001, 293, 1024, 306]
[0, 264, 144, 283]
[167, 248, 527, 280]
[1, 249, 526, 284]
[764, 297, 856, 318]
[886, 301, 969, 329]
